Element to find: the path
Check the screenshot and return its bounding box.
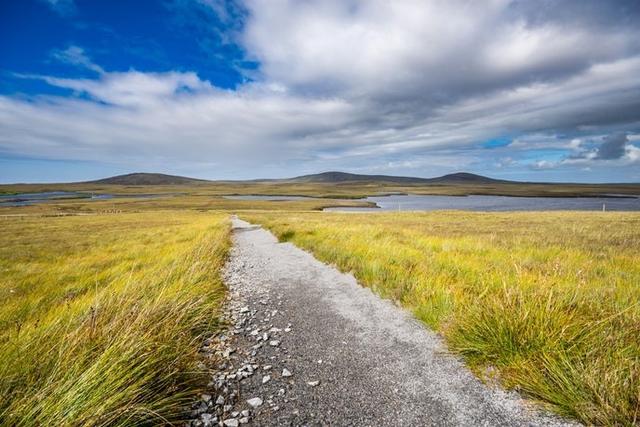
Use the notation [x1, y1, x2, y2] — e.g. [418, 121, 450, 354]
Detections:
[190, 218, 577, 426]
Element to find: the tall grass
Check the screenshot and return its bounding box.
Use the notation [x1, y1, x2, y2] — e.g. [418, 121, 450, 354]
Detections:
[244, 211, 640, 425]
[0, 211, 230, 425]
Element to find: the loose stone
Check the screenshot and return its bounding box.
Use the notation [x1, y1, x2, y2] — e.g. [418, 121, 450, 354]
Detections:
[246, 397, 263, 408]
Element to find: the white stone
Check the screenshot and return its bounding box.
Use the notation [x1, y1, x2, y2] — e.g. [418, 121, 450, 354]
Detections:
[246, 397, 263, 408]
[282, 368, 292, 377]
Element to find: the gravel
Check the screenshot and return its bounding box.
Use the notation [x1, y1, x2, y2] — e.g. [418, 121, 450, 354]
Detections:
[187, 217, 579, 426]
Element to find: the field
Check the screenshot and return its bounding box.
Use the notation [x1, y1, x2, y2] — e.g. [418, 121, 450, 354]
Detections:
[243, 211, 640, 425]
[0, 194, 373, 217]
[2, 179, 640, 200]
[2, 183, 640, 426]
[0, 211, 230, 426]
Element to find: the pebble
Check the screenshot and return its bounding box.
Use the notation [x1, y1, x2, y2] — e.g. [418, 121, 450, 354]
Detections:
[201, 413, 215, 427]
[307, 380, 320, 387]
[239, 417, 249, 424]
[262, 375, 271, 384]
[282, 368, 292, 377]
[246, 397, 263, 408]
[223, 419, 239, 427]
[263, 365, 272, 371]
[269, 340, 280, 347]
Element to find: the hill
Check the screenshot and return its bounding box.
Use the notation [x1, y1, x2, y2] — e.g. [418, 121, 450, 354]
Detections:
[287, 171, 505, 184]
[81, 171, 506, 186]
[88, 173, 210, 185]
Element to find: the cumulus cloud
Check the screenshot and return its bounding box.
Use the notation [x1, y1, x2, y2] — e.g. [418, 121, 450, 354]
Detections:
[3, 0, 640, 180]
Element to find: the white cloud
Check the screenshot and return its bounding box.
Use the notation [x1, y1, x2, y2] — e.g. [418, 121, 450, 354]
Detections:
[3, 1, 640, 180]
[51, 46, 105, 74]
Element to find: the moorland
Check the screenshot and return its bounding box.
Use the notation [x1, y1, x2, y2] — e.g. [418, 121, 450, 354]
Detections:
[1, 171, 639, 425]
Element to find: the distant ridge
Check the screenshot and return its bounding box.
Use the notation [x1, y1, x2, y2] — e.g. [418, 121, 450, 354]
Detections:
[286, 171, 506, 184]
[88, 172, 209, 185]
[86, 171, 506, 185]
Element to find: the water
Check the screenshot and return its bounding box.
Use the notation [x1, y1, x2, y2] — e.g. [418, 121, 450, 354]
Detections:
[0, 191, 88, 206]
[0, 191, 176, 207]
[324, 194, 640, 212]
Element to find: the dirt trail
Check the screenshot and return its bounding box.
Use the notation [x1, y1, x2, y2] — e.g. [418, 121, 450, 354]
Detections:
[197, 218, 577, 426]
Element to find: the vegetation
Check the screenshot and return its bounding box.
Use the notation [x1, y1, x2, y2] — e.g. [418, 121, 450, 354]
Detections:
[2, 177, 639, 200]
[243, 211, 640, 425]
[0, 211, 230, 426]
[2, 180, 639, 425]
[0, 194, 374, 216]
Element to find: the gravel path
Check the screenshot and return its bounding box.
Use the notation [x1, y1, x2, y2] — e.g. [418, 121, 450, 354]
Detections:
[190, 217, 578, 427]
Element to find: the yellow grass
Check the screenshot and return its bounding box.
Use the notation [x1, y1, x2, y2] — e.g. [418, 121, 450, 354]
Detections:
[0, 194, 373, 216]
[244, 211, 640, 426]
[0, 211, 230, 426]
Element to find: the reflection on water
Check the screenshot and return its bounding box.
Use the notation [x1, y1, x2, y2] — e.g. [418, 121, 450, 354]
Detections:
[0, 191, 177, 207]
[324, 194, 640, 212]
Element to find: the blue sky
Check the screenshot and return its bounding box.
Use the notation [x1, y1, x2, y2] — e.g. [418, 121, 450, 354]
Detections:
[1, 0, 640, 183]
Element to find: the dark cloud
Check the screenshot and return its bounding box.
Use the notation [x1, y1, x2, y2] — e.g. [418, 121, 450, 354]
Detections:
[597, 133, 628, 159]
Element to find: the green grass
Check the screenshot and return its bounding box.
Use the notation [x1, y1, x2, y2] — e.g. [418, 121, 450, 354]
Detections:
[0, 211, 230, 426]
[2, 180, 639, 200]
[0, 194, 374, 216]
[244, 211, 640, 425]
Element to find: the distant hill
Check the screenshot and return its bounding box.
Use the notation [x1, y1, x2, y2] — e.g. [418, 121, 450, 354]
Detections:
[286, 171, 506, 184]
[85, 171, 508, 185]
[88, 173, 210, 185]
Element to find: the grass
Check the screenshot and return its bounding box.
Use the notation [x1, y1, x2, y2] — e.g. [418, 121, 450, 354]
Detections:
[2, 180, 639, 200]
[0, 194, 374, 216]
[243, 211, 640, 425]
[0, 211, 230, 426]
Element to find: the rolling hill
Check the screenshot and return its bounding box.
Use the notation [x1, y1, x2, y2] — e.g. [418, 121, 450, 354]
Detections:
[287, 171, 506, 184]
[84, 171, 506, 186]
[88, 173, 210, 185]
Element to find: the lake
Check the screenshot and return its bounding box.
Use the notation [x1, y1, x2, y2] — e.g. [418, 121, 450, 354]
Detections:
[324, 194, 640, 212]
[0, 191, 176, 207]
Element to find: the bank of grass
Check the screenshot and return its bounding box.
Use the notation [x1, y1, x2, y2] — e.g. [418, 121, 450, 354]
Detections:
[0, 211, 230, 426]
[244, 211, 640, 425]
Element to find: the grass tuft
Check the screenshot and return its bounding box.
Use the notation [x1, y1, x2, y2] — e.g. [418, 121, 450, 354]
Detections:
[0, 211, 230, 426]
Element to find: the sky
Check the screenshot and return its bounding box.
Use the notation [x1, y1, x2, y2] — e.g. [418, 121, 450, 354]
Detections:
[1, 0, 640, 183]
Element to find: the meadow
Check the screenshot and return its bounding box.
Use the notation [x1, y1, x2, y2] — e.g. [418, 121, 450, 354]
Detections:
[0, 211, 229, 426]
[243, 211, 640, 425]
[2, 179, 640, 200]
